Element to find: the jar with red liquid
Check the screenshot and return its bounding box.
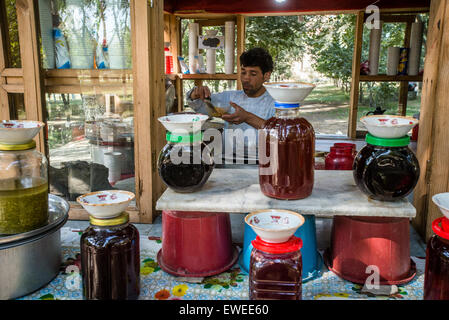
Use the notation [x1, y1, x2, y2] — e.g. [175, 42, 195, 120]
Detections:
[424, 217, 449, 300]
[325, 146, 354, 170]
[259, 102, 315, 200]
[333, 142, 357, 158]
[249, 236, 303, 300]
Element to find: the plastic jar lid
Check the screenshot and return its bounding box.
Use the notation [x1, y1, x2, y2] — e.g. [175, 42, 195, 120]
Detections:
[166, 131, 203, 143]
[432, 217, 449, 240]
[274, 102, 300, 109]
[0, 140, 36, 151]
[89, 212, 129, 227]
[252, 236, 303, 254]
[365, 133, 410, 147]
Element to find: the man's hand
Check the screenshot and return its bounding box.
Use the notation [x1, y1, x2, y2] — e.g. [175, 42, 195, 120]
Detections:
[222, 102, 249, 125]
[190, 86, 211, 100]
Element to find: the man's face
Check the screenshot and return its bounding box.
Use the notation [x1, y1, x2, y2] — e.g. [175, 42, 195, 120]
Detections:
[240, 65, 271, 97]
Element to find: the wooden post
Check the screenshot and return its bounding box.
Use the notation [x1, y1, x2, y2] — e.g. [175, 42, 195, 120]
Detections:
[131, 0, 166, 224]
[236, 15, 245, 90]
[0, 0, 11, 120]
[412, 0, 449, 241]
[15, 0, 46, 153]
[398, 20, 413, 116]
[348, 11, 365, 138]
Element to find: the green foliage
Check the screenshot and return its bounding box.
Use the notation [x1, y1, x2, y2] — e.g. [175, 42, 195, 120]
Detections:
[5, 0, 21, 68]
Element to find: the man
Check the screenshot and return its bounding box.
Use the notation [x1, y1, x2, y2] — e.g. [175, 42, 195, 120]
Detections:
[186, 47, 275, 162]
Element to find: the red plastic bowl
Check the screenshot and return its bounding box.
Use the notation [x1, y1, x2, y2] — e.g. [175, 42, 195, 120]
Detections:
[157, 210, 238, 277]
[324, 216, 416, 285]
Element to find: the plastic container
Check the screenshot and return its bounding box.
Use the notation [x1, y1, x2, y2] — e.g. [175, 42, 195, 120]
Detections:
[80, 212, 140, 300]
[259, 102, 315, 200]
[165, 45, 174, 74]
[0, 127, 48, 235]
[424, 217, 449, 300]
[325, 146, 354, 170]
[353, 134, 420, 201]
[157, 210, 238, 277]
[239, 214, 322, 282]
[325, 216, 416, 285]
[249, 236, 303, 300]
[158, 132, 214, 193]
[333, 143, 357, 157]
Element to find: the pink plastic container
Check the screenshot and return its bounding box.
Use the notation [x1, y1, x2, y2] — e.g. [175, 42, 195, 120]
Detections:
[157, 210, 238, 277]
[324, 216, 416, 285]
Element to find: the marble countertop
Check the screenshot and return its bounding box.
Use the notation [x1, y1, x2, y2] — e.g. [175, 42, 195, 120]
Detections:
[156, 168, 416, 218]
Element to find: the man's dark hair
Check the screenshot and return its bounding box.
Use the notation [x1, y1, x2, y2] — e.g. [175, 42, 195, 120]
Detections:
[240, 47, 274, 74]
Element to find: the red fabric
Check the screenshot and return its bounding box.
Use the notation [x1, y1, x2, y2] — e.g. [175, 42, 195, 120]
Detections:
[164, 0, 429, 14]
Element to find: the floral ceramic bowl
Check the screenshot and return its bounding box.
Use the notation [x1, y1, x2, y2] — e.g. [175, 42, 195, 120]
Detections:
[264, 82, 315, 103]
[76, 190, 135, 219]
[432, 193, 449, 220]
[0, 120, 45, 145]
[360, 115, 418, 139]
[245, 209, 305, 243]
[158, 113, 209, 134]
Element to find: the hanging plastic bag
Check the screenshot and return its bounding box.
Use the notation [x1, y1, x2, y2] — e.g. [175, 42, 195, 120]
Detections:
[53, 27, 71, 69]
[96, 39, 109, 69]
[178, 56, 190, 74]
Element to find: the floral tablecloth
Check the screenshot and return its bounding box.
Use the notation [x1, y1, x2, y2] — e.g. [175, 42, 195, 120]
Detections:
[18, 227, 425, 300]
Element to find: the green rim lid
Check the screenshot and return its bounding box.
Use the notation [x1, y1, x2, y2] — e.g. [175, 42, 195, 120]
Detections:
[166, 131, 203, 143]
[365, 133, 410, 147]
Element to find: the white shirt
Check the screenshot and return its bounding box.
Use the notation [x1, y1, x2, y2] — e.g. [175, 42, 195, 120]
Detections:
[186, 89, 276, 162]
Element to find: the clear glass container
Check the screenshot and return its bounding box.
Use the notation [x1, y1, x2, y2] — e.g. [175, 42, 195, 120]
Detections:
[259, 104, 315, 200]
[0, 140, 48, 234]
[249, 236, 303, 300]
[80, 212, 140, 300]
[158, 132, 214, 193]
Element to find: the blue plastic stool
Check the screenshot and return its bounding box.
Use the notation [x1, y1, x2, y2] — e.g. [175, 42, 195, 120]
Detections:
[238, 214, 323, 282]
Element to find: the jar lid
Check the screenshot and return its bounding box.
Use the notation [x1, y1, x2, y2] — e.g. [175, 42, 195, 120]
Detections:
[365, 133, 410, 147]
[432, 217, 449, 240]
[89, 212, 129, 226]
[251, 235, 303, 254]
[0, 140, 36, 151]
[166, 131, 203, 143]
[274, 102, 300, 109]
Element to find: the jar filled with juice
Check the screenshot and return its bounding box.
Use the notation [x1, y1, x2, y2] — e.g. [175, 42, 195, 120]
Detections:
[259, 102, 315, 200]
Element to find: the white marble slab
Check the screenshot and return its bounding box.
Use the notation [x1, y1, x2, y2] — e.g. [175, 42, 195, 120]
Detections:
[156, 168, 416, 218]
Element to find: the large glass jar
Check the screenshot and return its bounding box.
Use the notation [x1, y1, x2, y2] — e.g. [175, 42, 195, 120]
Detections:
[424, 217, 449, 300]
[259, 103, 315, 200]
[0, 140, 48, 234]
[158, 132, 214, 193]
[249, 236, 303, 300]
[353, 134, 419, 201]
[80, 212, 140, 300]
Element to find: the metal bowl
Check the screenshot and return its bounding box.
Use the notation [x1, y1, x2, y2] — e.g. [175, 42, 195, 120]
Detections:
[0, 194, 69, 299]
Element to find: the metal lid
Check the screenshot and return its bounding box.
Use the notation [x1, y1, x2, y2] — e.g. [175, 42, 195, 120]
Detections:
[0, 194, 69, 248]
[0, 140, 36, 151]
[89, 212, 129, 226]
[365, 133, 410, 147]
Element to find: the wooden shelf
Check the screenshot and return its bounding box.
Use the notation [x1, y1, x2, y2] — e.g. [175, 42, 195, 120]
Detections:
[169, 73, 238, 80]
[359, 74, 423, 82]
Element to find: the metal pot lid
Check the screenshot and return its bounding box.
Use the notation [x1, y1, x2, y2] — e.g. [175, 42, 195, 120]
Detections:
[0, 194, 70, 246]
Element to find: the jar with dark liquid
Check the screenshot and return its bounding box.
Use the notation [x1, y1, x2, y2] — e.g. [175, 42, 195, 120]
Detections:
[158, 132, 214, 193]
[249, 236, 303, 300]
[353, 134, 419, 201]
[81, 212, 140, 300]
[259, 103, 315, 200]
[424, 217, 449, 300]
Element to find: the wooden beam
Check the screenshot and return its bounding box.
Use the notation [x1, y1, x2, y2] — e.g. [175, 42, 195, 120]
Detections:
[131, 0, 166, 224]
[236, 15, 245, 90]
[412, 0, 449, 241]
[348, 11, 365, 139]
[359, 74, 423, 82]
[0, 0, 10, 120]
[398, 21, 413, 116]
[15, 0, 46, 153]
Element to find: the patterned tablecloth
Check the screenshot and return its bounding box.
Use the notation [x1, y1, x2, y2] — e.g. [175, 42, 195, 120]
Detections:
[18, 227, 425, 300]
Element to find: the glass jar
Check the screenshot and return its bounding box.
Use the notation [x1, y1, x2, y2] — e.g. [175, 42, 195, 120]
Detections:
[158, 131, 214, 193]
[333, 143, 357, 158]
[249, 236, 303, 300]
[353, 133, 419, 201]
[259, 103, 315, 200]
[424, 217, 449, 300]
[325, 146, 354, 170]
[80, 212, 140, 300]
[0, 140, 48, 234]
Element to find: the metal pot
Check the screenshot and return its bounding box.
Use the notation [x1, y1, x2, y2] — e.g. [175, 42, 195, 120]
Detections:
[0, 194, 69, 299]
